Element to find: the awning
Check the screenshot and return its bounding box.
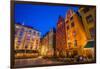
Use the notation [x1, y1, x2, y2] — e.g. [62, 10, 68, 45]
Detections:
[84, 40, 95, 48]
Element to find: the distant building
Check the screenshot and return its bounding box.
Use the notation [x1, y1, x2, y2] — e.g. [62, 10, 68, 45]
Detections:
[15, 23, 41, 58]
[40, 29, 56, 57]
[56, 16, 67, 57]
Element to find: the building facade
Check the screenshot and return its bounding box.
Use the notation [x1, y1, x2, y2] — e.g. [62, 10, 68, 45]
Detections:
[40, 29, 56, 57]
[56, 9, 88, 58]
[15, 23, 41, 58]
[65, 9, 88, 57]
[56, 16, 67, 57]
[78, 7, 96, 59]
[78, 7, 96, 40]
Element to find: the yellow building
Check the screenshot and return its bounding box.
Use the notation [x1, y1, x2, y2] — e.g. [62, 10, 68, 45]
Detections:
[78, 7, 96, 40]
[40, 29, 56, 57]
[65, 9, 88, 57]
[78, 7, 96, 60]
[15, 23, 41, 58]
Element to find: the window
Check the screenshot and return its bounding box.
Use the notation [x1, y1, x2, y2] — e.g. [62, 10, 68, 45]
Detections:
[66, 20, 68, 24]
[37, 32, 40, 36]
[86, 15, 94, 23]
[19, 31, 24, 36]
[70, 16, 73, 21]
[83, 7, 89, 13]
[25, 45, 28, 49]
[67, 26, 69, 30]
[73, 31, 76, 36]
[30, 45, 33, 49]
[26, 34, 31, 40]
[68, 42, 71, 48]
[16, 46, 19, 49]
[21, 28, 25, 31]
[71, 22, 74, 27]
[17, 41, 21, 46]
[36, 40, 38, 44]
[89, 28, 95, 39]
[28, 30, 32, 33]
[33, 31, 36, 35]
[18, 35, 23, 41]
[15, 27, 19, 36]
[74, 40, 77, 47]
[67, 34, 70, 40]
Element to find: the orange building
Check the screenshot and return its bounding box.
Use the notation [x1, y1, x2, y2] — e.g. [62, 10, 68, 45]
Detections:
[65, 9, 87, 57]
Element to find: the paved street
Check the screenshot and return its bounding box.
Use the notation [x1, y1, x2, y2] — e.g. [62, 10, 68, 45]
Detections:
[14, 56, 65, 68]
[14, 55, 94, 68]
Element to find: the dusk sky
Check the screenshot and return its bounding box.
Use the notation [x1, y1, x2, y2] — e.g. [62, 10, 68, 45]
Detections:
[14, 3, 79, 37]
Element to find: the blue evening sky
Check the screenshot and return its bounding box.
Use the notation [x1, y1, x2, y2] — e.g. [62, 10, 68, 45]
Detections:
[14, 3, 79, 37]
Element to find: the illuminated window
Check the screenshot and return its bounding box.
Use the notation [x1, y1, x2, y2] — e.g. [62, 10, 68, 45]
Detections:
[86, 15, 94, 23]
[26, 34, 31, 40]
[18, 36, 23, 41]
[19, 28, 24, 37]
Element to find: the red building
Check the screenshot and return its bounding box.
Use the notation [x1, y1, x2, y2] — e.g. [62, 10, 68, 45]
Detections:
[56, 16, 67, 57]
